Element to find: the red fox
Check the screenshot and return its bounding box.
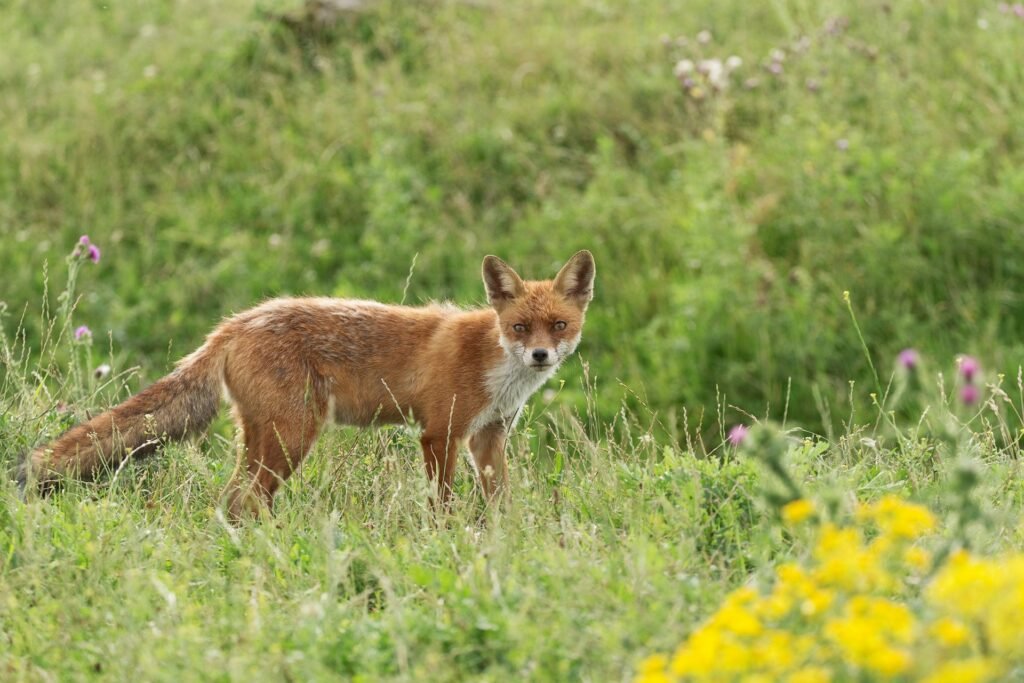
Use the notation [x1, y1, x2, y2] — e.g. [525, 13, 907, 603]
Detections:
[21, 251, 595, 518]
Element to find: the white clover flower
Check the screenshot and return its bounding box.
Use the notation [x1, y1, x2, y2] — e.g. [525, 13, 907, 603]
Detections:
[770, 48, 786, 62]
[725, 55, 742, 70]
[700, 59, 726, 89]
[696, 29, 712, 44]
[673, 59, 695, 77]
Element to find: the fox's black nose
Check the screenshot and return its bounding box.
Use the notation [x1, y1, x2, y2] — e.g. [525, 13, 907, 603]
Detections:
[532, 348, 549, 363]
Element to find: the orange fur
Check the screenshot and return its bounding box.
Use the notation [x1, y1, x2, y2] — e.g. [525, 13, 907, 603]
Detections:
[23, 251, 596, 518]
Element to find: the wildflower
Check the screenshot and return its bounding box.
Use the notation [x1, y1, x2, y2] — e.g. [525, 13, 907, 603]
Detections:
[76, 234, 101, 263]
[787, 668, 832, 683]
[673, 59, 695, 78]
[74, 325, 92, 340]
[960, 384, 979, 405]
[782, 498, 816, 525]
[94, 363, 112, 380]
[696, 29, 712, 44]
[636, 654, 671, 683]
[897, 348, 919, 370]
[929, 617, 971, 648]
[728, 424, 749, 446]
[725, 55, 742, 70]
[825, 597, 915, 675]
[903, 546, 931, 571]
[699, 59, 725, 89]
[922, 658, 1002, 683]
[857, 495, 937, 540]
[768, 62, 783, 75]
[957, 355, 980, 383]
[835, 139, 849, 151]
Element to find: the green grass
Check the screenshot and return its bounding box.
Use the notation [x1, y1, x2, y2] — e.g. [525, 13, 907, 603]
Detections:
[2, 0, 1024, 680]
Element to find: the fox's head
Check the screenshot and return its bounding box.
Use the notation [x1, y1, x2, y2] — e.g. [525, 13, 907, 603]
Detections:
[482, 250, 596, 372]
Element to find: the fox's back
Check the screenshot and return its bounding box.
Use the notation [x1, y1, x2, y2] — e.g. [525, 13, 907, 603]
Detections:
[218, 297, 492, 426]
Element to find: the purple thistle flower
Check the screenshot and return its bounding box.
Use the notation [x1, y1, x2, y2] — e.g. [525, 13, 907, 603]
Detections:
[74, 325, 91, 340]
[958, 355, 980, 383]
[897, 348, 919, 371]
[79, 235, 91, 246]
[87, 244, 101, 263]
[728, 424, 749, 447]
[960, 384, 980, 406]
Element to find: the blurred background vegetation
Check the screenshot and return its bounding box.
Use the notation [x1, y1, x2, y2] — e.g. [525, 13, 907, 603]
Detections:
[2, 0, 1023, 439]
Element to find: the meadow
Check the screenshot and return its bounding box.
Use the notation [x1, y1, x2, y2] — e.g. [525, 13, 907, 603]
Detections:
[2, 0, 1024, 680]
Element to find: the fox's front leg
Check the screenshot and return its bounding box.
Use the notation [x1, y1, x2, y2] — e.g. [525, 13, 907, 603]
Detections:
[420, 432, 460, 510]
[468, 423, 508, 503]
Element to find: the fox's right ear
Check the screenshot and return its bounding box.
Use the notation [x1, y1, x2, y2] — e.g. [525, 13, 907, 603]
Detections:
[482, 255, 526, 312]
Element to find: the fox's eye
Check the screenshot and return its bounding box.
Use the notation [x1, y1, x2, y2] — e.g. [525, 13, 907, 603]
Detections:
[553, 321, 567, 331]
[512, 323, 528, 333]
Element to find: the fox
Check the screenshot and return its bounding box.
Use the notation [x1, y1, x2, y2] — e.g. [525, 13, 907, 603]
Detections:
[19, 251, 595, 519]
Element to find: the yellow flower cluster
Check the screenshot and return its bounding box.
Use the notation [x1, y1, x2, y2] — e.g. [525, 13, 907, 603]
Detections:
[636, 495, 1023, 683]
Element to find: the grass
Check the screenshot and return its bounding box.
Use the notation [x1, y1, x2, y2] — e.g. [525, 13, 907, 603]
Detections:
[2, 0, 1024, 680]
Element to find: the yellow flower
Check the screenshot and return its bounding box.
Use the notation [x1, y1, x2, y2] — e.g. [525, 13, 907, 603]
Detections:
[920, 658, 1000, 683]
[903, 546, 932, 572]
[824, 597, 915, 676]
[750, 629, 799, 673]
[857, 495, 936, 540]
[813, 524, 893, 592]
[638, 654, 669, 674]
[768, 563, 833, 618]
[710, 587, 763, 637]
[929, 617, 970, 648]
[635, 654, 673, 683]
[927, 551, 1000, 623]
[672, 626, 754, 677]
[786, 667, 832, 683]
[782, 499, 816, 525]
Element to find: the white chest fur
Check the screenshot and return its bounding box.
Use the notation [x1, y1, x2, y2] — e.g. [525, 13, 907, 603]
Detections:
[469, 351, 557, 435]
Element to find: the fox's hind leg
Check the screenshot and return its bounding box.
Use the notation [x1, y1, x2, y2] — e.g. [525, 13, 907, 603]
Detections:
[225, 407, 325, 521]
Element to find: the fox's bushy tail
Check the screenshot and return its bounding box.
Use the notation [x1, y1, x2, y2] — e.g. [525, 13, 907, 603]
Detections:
[19, 333, 229, 491]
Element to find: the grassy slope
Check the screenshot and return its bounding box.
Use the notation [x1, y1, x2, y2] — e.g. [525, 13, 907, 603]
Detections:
[2, 0, 1023, 432]
[2, 0, 1024, 680]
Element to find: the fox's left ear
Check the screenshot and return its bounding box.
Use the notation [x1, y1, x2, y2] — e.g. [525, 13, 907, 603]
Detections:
[553, 250, 596, 309]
